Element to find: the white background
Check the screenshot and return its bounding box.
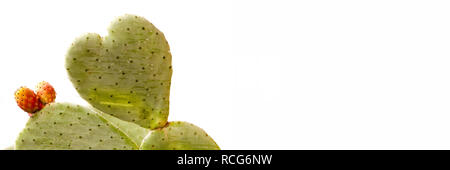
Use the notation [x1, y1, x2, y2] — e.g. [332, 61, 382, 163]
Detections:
[1, 0, 450, 149]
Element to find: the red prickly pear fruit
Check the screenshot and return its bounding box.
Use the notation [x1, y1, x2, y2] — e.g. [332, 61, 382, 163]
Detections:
[28, 101, 42, 117]
[36, 81, 56, 104]
[14, 87, 43, 115]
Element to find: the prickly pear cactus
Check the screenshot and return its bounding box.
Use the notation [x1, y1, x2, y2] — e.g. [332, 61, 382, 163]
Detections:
[140, 121, 220, 150]
[15, 102, 149, 150]
[66, 14, 172, 129]
[11, 14, 220, 150]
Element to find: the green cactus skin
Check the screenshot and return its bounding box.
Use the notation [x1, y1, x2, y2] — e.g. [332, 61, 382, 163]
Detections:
[66, 14, 172, 129]
[140, 121, 220, 150]
[15, 102, 149, 150]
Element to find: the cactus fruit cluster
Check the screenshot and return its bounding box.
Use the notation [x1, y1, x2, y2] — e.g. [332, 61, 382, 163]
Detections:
[15, 81, 56, 116]
[12, 14, 220, 150]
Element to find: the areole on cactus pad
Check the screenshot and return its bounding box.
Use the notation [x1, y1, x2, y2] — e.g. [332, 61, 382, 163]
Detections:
[66, 14, 172, 129]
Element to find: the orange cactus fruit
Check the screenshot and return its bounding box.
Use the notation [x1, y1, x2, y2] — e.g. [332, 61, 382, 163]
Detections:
[36, 81, 56, 104]
[14, 87, 42, 115]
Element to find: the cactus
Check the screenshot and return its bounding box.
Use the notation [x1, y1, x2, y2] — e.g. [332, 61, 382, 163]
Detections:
[15, 102, 149, 150]
[140, 121, 220, 150]
[11, 14, 220, 150]
[66, 14, 172, 129]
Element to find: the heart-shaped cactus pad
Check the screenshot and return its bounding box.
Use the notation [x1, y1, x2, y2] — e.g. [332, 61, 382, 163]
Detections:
[66, 14, 172, 129]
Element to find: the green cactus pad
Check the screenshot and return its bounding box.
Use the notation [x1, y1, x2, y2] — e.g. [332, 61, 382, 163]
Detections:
[15, 103, 149, 150]
[140, 121, 220, 150]
[66, 14, 172, 129]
